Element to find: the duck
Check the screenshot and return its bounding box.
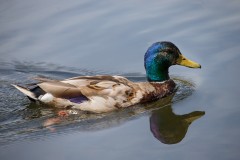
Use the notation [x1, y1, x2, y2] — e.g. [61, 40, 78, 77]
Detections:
[12, 41, 201, 113]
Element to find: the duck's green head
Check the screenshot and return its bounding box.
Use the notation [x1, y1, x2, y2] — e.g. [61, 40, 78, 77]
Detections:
[144, 42, 201, 82]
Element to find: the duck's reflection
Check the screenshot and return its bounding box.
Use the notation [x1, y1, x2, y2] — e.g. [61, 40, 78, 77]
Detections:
[150, 104, 204, 144]
[139, 93, 204, 144]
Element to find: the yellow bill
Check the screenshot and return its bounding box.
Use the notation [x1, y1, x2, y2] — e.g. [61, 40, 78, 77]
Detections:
[176, 54, 201, 68]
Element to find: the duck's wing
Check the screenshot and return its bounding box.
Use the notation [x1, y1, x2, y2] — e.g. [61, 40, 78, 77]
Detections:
[33, 75, 137, 99]
[61, 75, 137, 97]
[37, 81, 84, 98]
[13, 75, 142, 112]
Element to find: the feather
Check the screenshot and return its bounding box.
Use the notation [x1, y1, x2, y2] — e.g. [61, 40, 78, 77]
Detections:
[37, 81, 83, 98]
[12, 84, 37, 100]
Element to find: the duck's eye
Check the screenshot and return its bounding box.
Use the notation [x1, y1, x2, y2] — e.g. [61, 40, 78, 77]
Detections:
[182, 58, 186, 60]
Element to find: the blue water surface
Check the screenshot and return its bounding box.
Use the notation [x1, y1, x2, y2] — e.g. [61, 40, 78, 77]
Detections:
[0, 0, 240, 159]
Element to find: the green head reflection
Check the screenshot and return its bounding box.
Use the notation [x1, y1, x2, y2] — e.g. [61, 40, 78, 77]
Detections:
[150, 106, 204, 144]
[145, 95, 205, 144]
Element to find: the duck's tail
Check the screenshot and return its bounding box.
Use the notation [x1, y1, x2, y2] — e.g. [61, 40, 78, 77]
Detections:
[11, 84, 38, 101]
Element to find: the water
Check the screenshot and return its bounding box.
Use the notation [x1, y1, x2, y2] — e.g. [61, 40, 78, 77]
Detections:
[0, 0, 240, 159]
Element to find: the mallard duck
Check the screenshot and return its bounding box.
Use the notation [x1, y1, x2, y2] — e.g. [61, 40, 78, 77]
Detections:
[12, 41, 201, 113]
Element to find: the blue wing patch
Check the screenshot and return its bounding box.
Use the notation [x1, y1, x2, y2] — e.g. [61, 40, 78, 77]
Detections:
[68, 96, 88, 104]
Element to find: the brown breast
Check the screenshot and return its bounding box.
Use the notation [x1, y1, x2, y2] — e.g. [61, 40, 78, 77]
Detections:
[139, 79, 176, 103]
